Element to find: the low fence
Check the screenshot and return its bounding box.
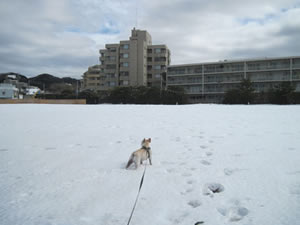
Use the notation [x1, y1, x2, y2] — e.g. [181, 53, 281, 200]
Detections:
[0, 99, 86, 104]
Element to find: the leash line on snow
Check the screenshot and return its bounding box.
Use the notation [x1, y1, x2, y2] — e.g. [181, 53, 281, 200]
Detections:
[126, 165, 147, 225]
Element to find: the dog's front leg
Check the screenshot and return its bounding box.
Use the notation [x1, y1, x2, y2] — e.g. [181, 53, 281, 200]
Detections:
[149, 153, 152, 165]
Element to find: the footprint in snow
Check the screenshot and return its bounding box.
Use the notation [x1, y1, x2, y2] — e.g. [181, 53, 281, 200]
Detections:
[217, 202, 249, 222]
[224, 168, 234, 176]
[187, 179, 195, 185]
[203, 183, 224, 196]
[169, 211, 189, 224]
[188, 200, 202, 208]
[182, 172, 192, 177]
[200, 160, 211, 165]
[166, 168, 176, 173]
[0, 148, 9, 152]
[45, 147, 56, 151]
[205, 151, 213, 157]
[180, 188, 194, 195]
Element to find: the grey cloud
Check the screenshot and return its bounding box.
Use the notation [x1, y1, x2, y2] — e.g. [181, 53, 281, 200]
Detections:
[1, 0, 300, 78]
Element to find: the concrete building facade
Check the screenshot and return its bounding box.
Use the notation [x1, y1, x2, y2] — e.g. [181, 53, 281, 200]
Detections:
[167, 56, 300, 103]
[0, 83, 19, 99]
[98, 28, 170, 90]
[81, 65, 101, 91]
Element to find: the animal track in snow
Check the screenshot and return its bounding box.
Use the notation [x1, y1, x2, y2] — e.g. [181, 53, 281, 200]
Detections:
[286, 171, 300, 175]
[166, 168, 176, 173]
[169, 211, 189, 224]
[175, 137, 181, 142]
[200, 160, 211, 166]
[224, 168, 247, 176]
[45, 147, 56, 151]
[0, 148, 9, 152]
[203, 183, 224, 196]
[88, 145, 98, 149]
[187, 200, 201, 208]
[181, 188, 194, 195]
[217, 205, 248, 222]
[205, 152, 213, 157]
[224, 168, 236, 176]
[187, 179, 195, 185]
[290, 184, 300, 196]
[181, 172, 192, 177]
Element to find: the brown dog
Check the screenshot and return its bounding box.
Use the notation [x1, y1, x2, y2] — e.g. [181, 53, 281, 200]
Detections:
[126, 138, 152, 169]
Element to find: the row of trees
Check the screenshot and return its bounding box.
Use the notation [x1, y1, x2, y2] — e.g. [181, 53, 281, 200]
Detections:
[36, 78, 299, 105]
[223, 79, 300, 104]
[37, 86, 188, 105]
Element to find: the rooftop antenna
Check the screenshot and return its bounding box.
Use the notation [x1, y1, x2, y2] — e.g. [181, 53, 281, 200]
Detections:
[135, 0, 138, 28]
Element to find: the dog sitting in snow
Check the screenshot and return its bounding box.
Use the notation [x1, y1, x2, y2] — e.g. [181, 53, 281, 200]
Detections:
[126, 138, 152, 169]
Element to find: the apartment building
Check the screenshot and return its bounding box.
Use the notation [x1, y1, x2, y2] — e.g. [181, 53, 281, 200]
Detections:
[147, 45, 171, 88]
[167, 56, 300, 103]
[99, 28, 170, 90]
[81, 65, 101, 91]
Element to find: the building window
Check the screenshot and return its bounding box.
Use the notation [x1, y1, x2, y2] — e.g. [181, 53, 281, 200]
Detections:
[147, 74, 152, 79]
[154, 48, 161, 53]
[106, 64, 116, 69]
[147, 49, 152, 54]
[121, 62, 129, 67]
[154, 65, 161, 70]
[123, 53, 129, 58]
[109, 47, 116, 52]
[155, 74, 161, 78]
[108, 81, 116, 86]
[120, 71, 129, 76]
[123, 44, 129, 49]
[120, 80, 129, 86]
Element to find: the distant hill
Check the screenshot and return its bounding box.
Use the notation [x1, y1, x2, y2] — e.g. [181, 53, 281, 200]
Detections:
[62, 77, 80, 86]
[29, 74, 80, 90]
[0, 72, 81, 91]
[0, 72, 28, 83]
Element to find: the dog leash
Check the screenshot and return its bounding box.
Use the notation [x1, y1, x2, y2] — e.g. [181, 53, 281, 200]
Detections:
[126, 165, 147, 225]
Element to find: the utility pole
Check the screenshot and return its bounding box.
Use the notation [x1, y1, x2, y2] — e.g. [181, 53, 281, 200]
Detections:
[76, 80, 79, 99]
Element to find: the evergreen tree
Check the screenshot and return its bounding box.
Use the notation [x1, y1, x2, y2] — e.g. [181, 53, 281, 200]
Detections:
[268, 82, 296, 104]
[223, 78, 254, 104]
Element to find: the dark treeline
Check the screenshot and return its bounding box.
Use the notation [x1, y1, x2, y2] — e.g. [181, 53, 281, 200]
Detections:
[36, 79, 300, 105]
[223, 79, 300, 104]
[36, 86, 188, 105]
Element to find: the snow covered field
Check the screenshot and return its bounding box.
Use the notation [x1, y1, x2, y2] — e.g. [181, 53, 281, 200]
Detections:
[0, 104, 300, 225]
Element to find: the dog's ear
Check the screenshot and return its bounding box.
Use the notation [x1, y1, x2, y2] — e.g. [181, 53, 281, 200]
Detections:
[149, 138, 151, 142]
[143, 138, 145, 142]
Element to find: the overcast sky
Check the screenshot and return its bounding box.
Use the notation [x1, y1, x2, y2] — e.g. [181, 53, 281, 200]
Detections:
[0, 0, 300, 79]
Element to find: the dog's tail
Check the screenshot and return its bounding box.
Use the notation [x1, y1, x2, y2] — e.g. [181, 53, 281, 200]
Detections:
[126, 154, 134, 169]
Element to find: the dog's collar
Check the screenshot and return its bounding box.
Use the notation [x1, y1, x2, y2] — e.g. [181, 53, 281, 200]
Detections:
[142, 146, 151, 151]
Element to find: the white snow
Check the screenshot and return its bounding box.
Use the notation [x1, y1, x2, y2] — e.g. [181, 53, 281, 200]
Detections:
[0, 104, 300, 225]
